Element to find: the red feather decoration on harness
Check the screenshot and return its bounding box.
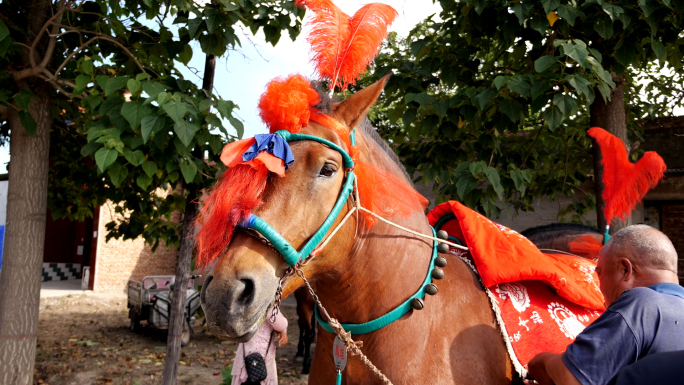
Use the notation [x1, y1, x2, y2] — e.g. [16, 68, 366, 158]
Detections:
[588, 127, 667, 224]
[297, 0, 396, 91]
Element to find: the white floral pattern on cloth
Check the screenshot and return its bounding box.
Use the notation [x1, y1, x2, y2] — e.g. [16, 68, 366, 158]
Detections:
[547, 302, 586, 339]
[571, 258, 603, 294]
[496, 283, 531, 312]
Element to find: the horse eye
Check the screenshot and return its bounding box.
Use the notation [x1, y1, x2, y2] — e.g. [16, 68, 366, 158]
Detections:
[319, 165, 335, 177]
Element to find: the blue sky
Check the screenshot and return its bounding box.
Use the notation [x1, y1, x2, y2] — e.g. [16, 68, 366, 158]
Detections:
[0, 0, 440, 173]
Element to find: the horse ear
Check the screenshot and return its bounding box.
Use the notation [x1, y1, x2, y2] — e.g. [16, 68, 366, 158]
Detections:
[333, 73, 391, 129]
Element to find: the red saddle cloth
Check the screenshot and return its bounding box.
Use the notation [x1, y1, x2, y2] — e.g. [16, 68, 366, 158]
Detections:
[427, 201, 605, 371]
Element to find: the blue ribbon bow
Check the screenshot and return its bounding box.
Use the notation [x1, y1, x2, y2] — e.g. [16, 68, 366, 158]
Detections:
[242, 133, 295, 170]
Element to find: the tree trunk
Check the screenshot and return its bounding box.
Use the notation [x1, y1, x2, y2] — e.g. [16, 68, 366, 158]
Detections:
[589, 74, 630, 233]
[161, 53, 215, 385]
[0, 82, 52, 385]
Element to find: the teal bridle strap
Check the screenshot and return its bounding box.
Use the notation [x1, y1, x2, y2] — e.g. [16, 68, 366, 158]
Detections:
[238, 129, 356, 267]
[315, 227, 439, 335]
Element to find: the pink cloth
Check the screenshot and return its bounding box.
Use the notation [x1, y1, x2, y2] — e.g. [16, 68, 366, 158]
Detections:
[231, 310, 288, 385]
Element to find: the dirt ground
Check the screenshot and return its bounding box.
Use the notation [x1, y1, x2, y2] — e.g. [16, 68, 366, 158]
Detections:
[34, 293, 312, 385]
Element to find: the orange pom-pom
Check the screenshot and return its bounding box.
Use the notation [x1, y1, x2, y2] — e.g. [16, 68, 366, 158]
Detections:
[258, 74, 320, 133]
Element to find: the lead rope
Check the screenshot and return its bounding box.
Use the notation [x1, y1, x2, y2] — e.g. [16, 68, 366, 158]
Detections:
[295, 268, 394, 385]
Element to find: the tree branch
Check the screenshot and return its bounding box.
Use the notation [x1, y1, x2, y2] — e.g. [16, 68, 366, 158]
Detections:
[56, 26, 147, 74]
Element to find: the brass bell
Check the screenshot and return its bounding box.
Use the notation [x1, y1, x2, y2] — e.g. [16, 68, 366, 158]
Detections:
[425, 283, 438, 295]
[435, 256, 447, 268]
[432, 268, 444, 280]
[437, 243, 450, 253]
[437, 230, 449, 240]
[411, 297, 424, 310]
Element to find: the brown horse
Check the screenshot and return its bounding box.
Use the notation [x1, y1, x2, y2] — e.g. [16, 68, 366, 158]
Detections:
[199, 77, 514, 384]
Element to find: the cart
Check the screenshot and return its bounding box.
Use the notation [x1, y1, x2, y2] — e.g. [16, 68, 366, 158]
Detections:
[127, 275, 201, 347]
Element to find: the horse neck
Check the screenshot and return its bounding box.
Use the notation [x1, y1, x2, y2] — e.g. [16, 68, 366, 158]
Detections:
[314, 133, 434, 324]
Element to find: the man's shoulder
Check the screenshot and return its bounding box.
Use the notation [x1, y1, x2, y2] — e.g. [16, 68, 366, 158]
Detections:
[609, 285, 684, 321]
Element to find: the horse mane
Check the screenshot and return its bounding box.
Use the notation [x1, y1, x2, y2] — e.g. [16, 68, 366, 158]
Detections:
[520, 223, 601, 244]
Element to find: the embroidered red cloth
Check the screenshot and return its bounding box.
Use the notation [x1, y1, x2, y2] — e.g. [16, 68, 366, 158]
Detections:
[427, 201, 605, 310]
[491, 280, 603, 369]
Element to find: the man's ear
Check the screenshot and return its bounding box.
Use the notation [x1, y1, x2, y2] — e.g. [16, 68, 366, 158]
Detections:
[332, 73, 391, 130]
[618, 258, 635, 281]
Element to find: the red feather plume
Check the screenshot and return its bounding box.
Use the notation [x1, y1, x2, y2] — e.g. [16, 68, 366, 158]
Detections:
[588, 127, 667, 224]
[298, 0, 396, 91]
[297, 0, 350, 87]
[334, 4, 397, 91]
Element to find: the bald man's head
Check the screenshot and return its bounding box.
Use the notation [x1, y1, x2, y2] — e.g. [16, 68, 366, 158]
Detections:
[607, 225, 678, 274]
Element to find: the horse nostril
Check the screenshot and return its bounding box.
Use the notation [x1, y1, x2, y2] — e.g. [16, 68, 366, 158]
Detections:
[237, 278, 255, 306]
[201, 275, 213, 303]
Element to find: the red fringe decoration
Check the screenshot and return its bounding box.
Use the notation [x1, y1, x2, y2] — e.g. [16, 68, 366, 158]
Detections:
[569, 234, 603, 260]
[588, 127, 667, 224]
[298, 0, 396, 91]
[195, 164, 269, 268]
[335, 4, 397, 91]
[258, 75, 321, 133]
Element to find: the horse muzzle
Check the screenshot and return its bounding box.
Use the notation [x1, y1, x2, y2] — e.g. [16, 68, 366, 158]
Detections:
[200, 268, 277, 342]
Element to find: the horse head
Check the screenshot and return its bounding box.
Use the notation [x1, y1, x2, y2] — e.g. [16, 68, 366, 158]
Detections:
[197, 75, 424, 341]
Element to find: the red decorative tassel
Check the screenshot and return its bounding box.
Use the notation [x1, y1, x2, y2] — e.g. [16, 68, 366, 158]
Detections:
[569, 234, 603, 260]
[588, 127, 667, 224]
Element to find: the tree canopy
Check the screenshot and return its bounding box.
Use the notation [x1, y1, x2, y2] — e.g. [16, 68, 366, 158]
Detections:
[361, 0, 684, 222]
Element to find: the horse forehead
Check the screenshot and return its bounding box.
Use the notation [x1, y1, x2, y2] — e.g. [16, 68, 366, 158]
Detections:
[299, 122, 348, 150]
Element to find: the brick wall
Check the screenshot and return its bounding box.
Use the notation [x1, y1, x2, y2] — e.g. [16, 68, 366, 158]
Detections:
[93, 201, 178, 293]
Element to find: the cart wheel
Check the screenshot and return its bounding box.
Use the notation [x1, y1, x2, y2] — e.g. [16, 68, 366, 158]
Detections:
[130, 314, 141, 333]
[180, 318, 191, 347]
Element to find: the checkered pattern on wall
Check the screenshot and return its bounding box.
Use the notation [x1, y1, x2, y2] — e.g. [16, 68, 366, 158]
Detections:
[42, 263, 81, 282]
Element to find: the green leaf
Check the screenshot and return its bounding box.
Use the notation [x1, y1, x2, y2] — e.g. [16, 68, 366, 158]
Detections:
[82, 60, 93, 75]
[510, 169, 526, 196]
[136, 73, 150, 81]
[484, 167, 504, 200]
[530, 16, 548, 35]
[553, 94, 577, 116]
[187, 18, 204, 38]
[105, 76, 129, 96]
[142, 81, 166, 98]
[615, 43, 636, 66]
[562, 41, 589, 67]
[124, 149, 145, 166]
[543, 105, 563, 131]
[74, 75, 90, 94]
[15, 88, 35, 111]
[142, 160, 157, 177]
[508, 77, 530, 98]
[180, 160, 197, 183]
[107, 163, 128, 187]
[127, 79, 141, 94]
[95, 147, 119, 172]
[474, 88, 497, 110]
[87, 94, 101, 109]
[594, 18, 613, 40]
[499, 98, 523, 122]
[174, 120, 199, 147]
[228, 116, 244, 138]
[601, 4, 624, 21]
[542, 0, 560, 14]
[136, 174, 152, 190]
[162, 100, 187, 123]
[19, 111, 37, 136]
[199, 99, 212, 112]
[0, 20, 9, 41]
[511, 3, 533, 25]
[168, 171, 179, 183]
[141, 114, 166, 143]
[651, 39, 665, 61]
[178, 45, 193, 65]
[556, 4, 579, 26]
[566, 75, 592, 98]
[121, 101, 152, 129]
[0, 37, 11, 58]
[405, 93, 435, 108]
[534, 55, 557, 73]
[493, 76, 509, 90]
[80, 141, 100, 157]
[216, 100, 235, 118]
[209, 135, 223, 155]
